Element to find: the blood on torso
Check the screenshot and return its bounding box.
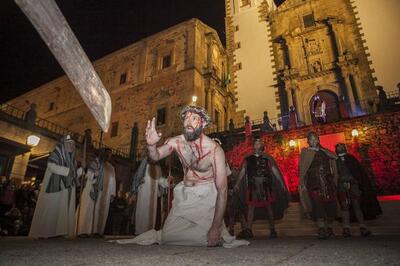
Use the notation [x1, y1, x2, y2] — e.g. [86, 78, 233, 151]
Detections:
[173, 135, 216, 185]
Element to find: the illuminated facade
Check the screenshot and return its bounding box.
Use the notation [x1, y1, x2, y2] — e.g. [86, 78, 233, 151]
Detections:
[226, 0, 376, 126]
[8, 19, 236, 158]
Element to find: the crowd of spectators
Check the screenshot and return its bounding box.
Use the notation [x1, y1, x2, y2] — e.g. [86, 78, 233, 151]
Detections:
[0, 177, 137, 236]
[0, 178, 38, 236]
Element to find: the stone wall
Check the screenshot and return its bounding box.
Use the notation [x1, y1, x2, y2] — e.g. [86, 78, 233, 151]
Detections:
[226, 111, 400, 195]
[0, 114, 133, 186]
[0, 119, 58, 181]
[8, 19, 236, 159]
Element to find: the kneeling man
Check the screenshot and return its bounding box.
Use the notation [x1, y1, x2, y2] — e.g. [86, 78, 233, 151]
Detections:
[117, 106, 247, 248]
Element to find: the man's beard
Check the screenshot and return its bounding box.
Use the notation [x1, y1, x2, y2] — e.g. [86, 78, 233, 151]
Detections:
[183, 126, 203, 141]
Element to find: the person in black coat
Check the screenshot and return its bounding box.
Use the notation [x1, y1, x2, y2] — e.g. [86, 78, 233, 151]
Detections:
[335, 143, 382, 237]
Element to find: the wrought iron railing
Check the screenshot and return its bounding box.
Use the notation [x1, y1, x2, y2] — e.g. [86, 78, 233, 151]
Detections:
[0, 103, 129, 159]
[205, 91, 399, 135]
[2, 90, 398, 158]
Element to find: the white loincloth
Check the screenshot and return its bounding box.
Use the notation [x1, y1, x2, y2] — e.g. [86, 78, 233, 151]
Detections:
[115, 181, 249, 248]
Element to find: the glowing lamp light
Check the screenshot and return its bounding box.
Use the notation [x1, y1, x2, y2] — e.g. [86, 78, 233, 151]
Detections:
[27, 135, 40, 147]
[192, 95, 198, 104]
[289, 139, 296, 148]
[351, 129, 359, 137]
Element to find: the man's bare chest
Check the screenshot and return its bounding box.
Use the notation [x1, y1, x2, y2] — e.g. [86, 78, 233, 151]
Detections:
[175, 142, 214, 171]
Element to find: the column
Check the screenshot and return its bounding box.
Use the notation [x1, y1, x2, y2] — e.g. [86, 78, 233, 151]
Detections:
[10, 153, 30, 183]
[326, 19, 342, 60]
[292, 87, 304, 124]
[129, 122, 138, 162]
[205, 88, 210, 112]
[285, 82, 294, 108]
[331, 23, 344, 57]
[282, 36, 292, 69]
[340, 68, 357, 112]
[211, 89, 216, 121]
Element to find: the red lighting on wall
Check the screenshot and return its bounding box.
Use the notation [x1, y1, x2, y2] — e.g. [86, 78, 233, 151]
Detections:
[226, 111, 400, 196]
[378, 195, 400, 202]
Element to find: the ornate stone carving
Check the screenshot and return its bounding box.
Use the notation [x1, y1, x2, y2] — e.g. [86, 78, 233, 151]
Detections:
[305, 38, 322, 56]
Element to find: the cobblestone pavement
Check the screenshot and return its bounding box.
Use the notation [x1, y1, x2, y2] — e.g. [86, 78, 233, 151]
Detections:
[1, 236, 399, 266]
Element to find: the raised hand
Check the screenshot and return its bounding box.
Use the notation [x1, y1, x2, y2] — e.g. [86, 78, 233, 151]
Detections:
[145, 117, 162, 146]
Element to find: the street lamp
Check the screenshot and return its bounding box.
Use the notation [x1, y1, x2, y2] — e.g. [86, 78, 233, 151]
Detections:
[289, 139, 296, 148]
[192, 95, 197, 105]
[351, 129, 359, 137]
[27, 135, 40, 147]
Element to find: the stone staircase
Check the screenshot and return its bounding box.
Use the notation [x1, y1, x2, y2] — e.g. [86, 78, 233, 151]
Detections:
[234, 199, 400, 237]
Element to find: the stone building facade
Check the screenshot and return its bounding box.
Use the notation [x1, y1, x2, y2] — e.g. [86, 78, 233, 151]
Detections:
[0, 105, 132, 185]
[0, 118, 57, 182]
[8, 19, 236, 159]
[268, 0, 376, 126]
[226, 0, 376, 126]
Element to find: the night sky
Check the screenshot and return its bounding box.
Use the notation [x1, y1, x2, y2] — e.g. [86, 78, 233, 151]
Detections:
[0, 0, 226, 102]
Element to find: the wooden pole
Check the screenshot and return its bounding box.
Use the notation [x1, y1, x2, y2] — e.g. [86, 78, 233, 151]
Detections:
[75, 136, 87, 236]
[167, 157, 172, 213]
[14, 0, 111, 132]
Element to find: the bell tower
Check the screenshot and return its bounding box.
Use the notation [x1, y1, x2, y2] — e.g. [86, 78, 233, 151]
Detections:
[225, 0, 280, 122]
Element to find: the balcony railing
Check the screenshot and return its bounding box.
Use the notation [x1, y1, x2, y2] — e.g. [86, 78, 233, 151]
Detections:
[205, 91, 400, 135]
[0, 103, 129, 159]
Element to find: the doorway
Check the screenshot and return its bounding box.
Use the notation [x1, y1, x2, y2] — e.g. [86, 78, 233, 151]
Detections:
[309, 90, 340, 124]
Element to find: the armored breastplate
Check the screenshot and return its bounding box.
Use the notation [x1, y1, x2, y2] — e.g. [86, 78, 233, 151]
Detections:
[246, 155, 272, 187]
[306, 150, 335, 200]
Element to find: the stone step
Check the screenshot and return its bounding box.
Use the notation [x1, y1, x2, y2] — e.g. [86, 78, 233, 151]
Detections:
[233, 198, 400, 236]
[242, 227, 400, 237]
[235, 224, 400, 237]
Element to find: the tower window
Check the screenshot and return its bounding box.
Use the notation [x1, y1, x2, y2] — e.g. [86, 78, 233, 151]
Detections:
[235, 42, 241, 49]
[303, 14, 315, 28]
[111, 121, 119, 138]
[48, 102, 54, 111]
[235, 25, 239, 31]
[156, 107, 166, 126]
[119, 73, 127, 84]
[162, 54, 172, 69]
[241, 0, 250, 7]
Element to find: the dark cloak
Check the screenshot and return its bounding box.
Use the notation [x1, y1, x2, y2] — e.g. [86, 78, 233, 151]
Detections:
[337, 154, 382, 220]
[244, 153, 289, 220]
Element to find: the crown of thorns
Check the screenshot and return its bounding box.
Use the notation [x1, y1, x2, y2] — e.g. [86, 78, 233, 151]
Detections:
[180, 105, 211, 127]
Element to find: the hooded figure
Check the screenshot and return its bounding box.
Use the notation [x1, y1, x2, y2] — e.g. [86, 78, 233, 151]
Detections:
[131, 158, 169, 235]
[29, 135, 79, 239]
[76, 156, 103, 236]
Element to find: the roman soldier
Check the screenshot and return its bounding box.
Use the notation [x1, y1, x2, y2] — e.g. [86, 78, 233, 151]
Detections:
[235, 139, 289, 239]
[335, 143, 382, 237]
[299, 132, 338, 239]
